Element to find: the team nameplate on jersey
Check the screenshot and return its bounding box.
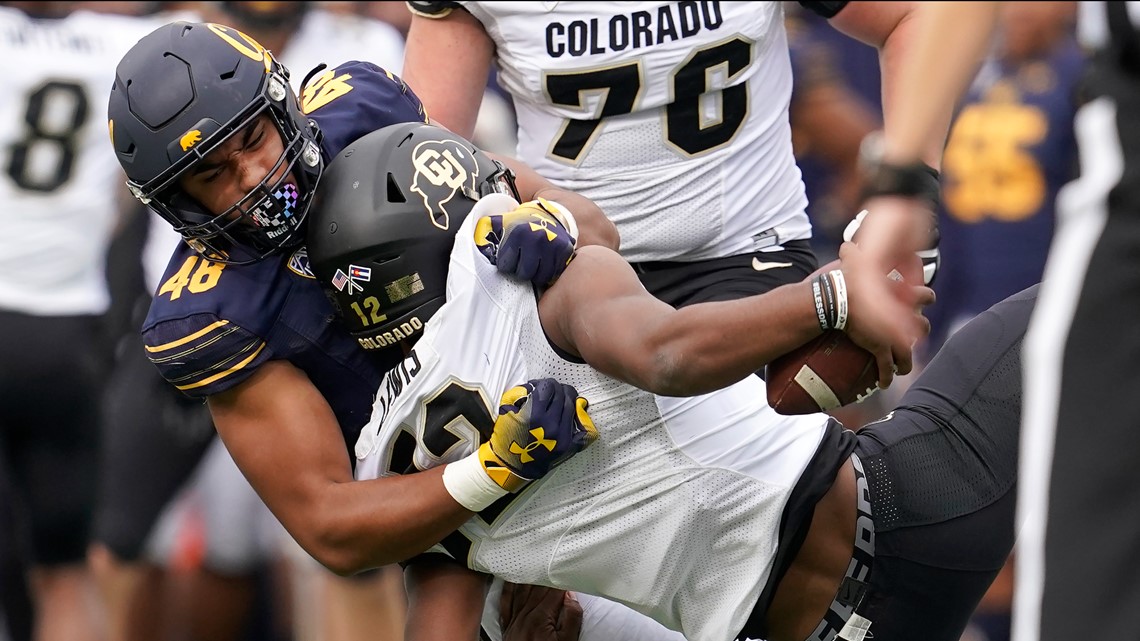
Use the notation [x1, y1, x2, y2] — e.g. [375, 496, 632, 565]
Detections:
[355, 343, 439, 461]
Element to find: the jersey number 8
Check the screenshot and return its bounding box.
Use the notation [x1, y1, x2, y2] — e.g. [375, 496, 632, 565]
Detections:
[5, 80, 88, 193]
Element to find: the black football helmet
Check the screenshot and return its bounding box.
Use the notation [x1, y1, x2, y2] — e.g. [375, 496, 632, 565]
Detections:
[307, 122, 519, 351]
[107, 21, 323, 264]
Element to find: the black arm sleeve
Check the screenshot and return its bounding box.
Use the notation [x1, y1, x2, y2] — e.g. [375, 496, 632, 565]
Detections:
[798, 1, 850, 19]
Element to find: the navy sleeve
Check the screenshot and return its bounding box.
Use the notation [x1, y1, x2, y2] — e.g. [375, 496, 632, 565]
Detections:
[143, 313, 272, 398]
[798, 1, 849, 19]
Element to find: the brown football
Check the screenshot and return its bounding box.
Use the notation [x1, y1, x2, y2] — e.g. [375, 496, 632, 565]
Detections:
[765, 329, 880, 415]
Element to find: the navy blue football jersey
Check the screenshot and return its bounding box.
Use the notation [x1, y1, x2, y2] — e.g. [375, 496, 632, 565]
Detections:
[142, 61, 428, 448]
[928, 41, 1084, 351]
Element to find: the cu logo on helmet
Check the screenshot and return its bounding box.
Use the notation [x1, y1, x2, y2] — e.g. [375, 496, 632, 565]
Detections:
[410, 140, 480, 230]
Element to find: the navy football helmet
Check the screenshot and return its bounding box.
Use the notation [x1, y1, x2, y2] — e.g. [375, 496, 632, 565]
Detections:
[108, 21, 323, 264]
[307, 121, 519, 351]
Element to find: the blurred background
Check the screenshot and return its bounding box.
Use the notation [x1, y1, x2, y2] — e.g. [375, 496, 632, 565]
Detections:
[0, 2, 1081, 641]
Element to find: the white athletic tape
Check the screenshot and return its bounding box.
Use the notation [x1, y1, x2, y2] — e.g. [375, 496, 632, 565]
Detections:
[794, 364, 841, 410]
[837, 613, 872, 641]
[539, 199, 580, 245]
[442, 451, 510, 512]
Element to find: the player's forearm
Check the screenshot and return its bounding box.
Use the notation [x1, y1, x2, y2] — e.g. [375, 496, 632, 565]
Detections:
[557, 249, 820, 396]
[402, 13, 494, 139]
[636, 282, 822, 396]
[304, 466, 474, 575]
[211, 365, 476, 575]
[879, 2, 1000, 168]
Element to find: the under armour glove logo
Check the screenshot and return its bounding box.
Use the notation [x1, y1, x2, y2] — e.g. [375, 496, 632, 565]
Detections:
[474, 199, 577, 287]
[509, 428, 557, 463]
[485, 378, 597, 483]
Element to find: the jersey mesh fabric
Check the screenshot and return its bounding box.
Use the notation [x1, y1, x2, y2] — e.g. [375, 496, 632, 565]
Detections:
[463, 211, 824, 640]
[474, 273, 790, 641]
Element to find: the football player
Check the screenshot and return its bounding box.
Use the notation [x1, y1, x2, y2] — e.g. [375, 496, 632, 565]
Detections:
[91, 4, 418, 641]
[0, 4, 162, 640]
[308, 120, 1026, 641]
[399, 2, 965, 361]
[105, 18, 615, 640]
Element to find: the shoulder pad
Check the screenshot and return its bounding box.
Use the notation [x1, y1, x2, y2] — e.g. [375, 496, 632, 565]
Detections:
[143, 313, 272, 398]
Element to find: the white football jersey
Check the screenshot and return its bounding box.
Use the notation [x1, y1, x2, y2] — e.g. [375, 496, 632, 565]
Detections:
[0, 8, 159, 315]
[456, 1, 811, 263]
[355, 196, 830, 641]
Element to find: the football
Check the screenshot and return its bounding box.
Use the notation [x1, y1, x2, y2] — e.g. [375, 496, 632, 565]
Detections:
[765, 329, 880, 415]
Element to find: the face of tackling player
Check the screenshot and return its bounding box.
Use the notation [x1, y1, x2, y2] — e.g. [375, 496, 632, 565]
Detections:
[178, 113, 295, 220]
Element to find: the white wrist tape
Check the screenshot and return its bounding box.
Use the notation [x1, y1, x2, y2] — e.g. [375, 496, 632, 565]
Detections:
[442, 451, 511, 512]
[539, 199, 580, 245]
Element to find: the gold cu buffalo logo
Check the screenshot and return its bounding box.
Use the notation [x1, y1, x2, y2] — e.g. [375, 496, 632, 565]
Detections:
[180, 129, 203, 151]
[410, 139, 480, 230]
[509, 428, 556, 463]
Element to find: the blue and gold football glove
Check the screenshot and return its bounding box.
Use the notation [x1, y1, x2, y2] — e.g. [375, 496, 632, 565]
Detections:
[478, 378, 598, 492]
[474, 198, 578, 288]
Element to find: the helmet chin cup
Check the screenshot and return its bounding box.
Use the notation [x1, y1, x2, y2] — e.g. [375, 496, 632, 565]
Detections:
[245, 182, 302, 240]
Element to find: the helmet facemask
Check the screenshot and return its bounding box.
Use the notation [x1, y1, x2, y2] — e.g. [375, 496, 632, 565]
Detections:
[130, 69, 323, 265]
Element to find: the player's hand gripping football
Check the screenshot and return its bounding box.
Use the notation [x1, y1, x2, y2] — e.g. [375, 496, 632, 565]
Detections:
[836, 241, 935, 389]
[475, 198, 578, 288]
[478, 378, 598, 492]
[843, 208, 941, 286]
